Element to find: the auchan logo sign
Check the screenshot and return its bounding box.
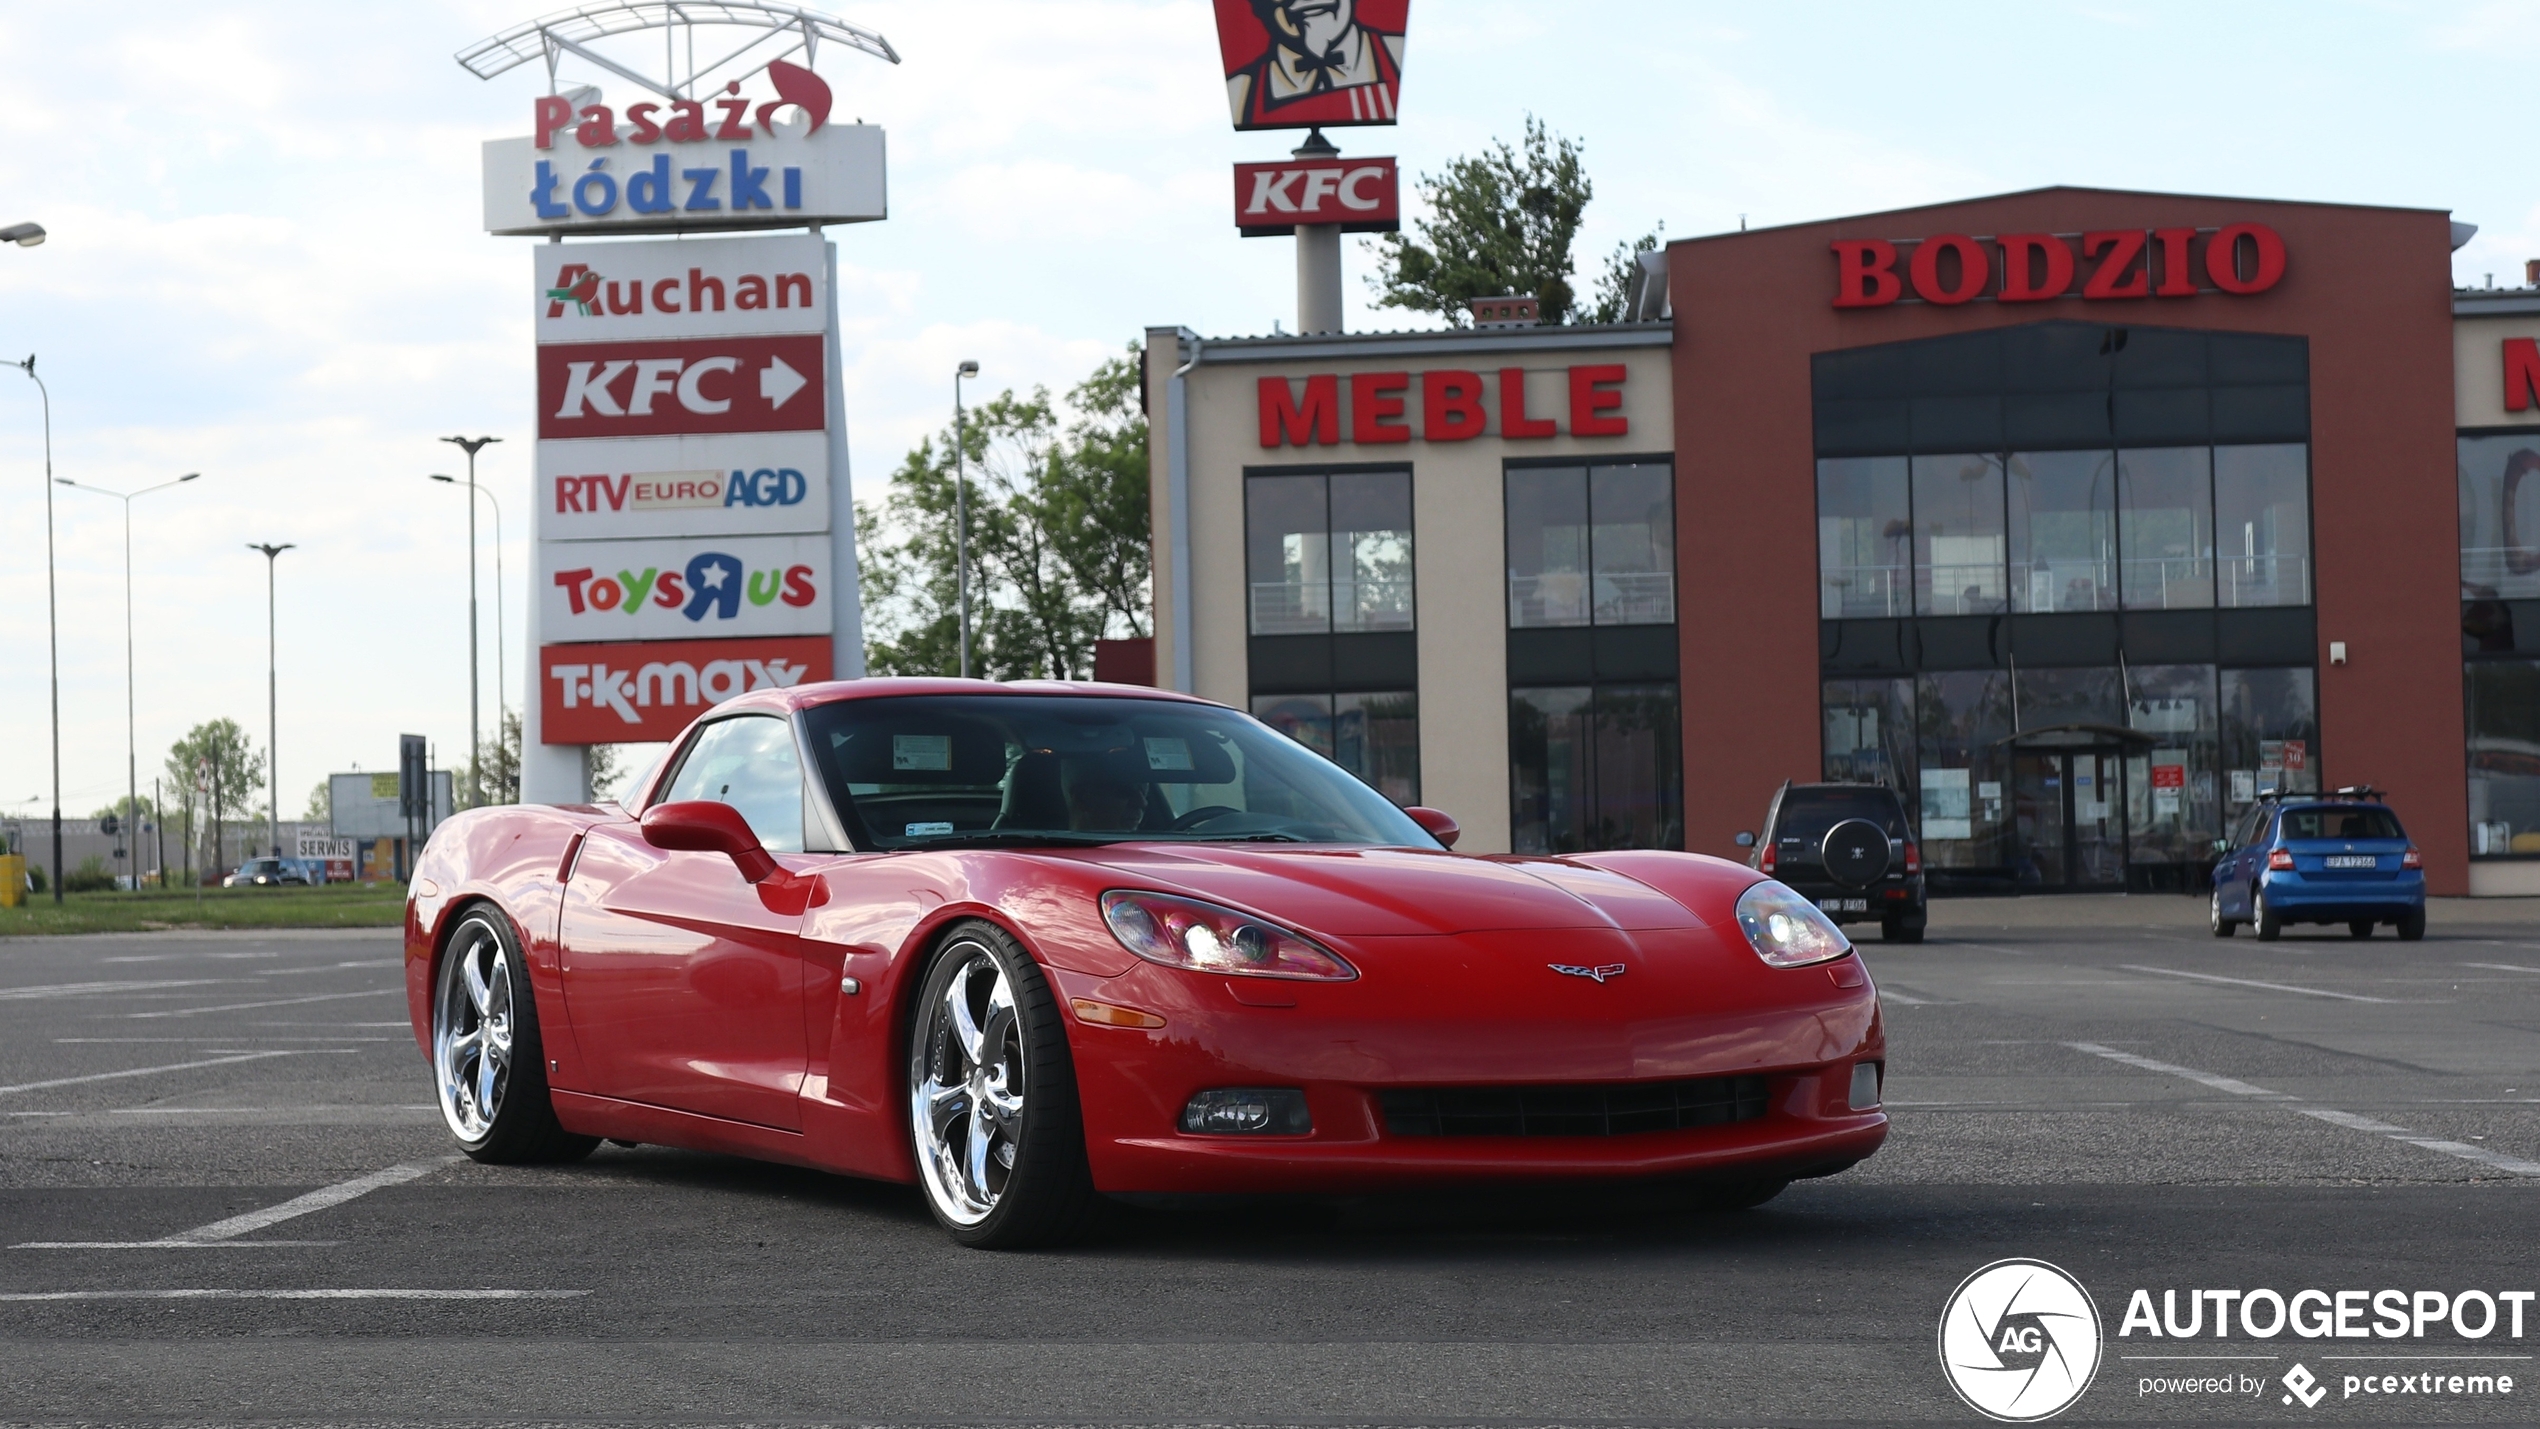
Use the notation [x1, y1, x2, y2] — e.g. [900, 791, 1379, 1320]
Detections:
[1831, 223, 2289, 309]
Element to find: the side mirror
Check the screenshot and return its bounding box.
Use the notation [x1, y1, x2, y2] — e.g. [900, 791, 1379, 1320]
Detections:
[1734, 830, 1757, 848]
[1404, 806, 1461, 849]
[640, 800, 779, 884]
[2211, 838, 2231, 855]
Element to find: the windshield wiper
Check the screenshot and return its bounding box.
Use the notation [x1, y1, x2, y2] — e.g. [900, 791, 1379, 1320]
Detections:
[885, 831, 1122, 851]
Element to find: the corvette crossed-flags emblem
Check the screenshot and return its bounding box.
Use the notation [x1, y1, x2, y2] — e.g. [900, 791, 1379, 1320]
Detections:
[1548, 962, 1627, 984]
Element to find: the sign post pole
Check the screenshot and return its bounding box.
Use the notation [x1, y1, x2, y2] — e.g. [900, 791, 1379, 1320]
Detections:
[1292, 130, 1343, 335]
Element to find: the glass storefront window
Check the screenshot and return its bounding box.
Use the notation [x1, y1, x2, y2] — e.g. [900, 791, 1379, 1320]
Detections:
[1912, 454, 2007, 616]
[2466, 661, 2540, 856]
[1822, 677, 1916, 795]
[1507, 468, 1591, 627]
[2125, 664, 2220, 869]
[2459, 433, 2540, 600]
[2219, 667, 2320, 802]
[1253, 691, 1420, 806]
[2118, 447, 2215, 609]
[1590, 463, 1677, 625]
[1818, 457, 1911, 618]
[1913, 670, 2013, 867]
[2214, 444, 2311, 607]
[1245, 470, 1413, 635]
[1509, 683, 1681, 853]
[2007, 450, 2116, 613]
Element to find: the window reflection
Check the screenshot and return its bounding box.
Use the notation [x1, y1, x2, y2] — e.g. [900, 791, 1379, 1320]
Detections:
[1245, 470, 1413, 635]
[2465, 662, 2539, 856]
[1817, 458, 1912, 618]
[2118, 447, 2215, 609]
[1507, 463, 1676, 628]
[1251, 690, 1420, 806]
[2214, 444, 2311, 607]
[1509, 683, 1681, 853]
[1911, 454, 2007, 615]
[2459, 434, 2540, 601]
[2007, 450, 2115, 612]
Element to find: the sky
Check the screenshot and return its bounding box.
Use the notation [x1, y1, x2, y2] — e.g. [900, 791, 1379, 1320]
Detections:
[0, 0, 2534, 827]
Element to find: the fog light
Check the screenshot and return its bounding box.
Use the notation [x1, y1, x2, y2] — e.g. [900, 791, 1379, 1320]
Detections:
[1849, 1061, 1882, 1111]
[1180, 1087, 1311, 1135]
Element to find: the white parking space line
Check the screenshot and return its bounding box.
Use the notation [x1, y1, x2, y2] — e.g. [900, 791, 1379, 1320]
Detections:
[0, 980, 232, 1001]
[0, 1050, 305, 1098]
[15, 1241, 343, 1249]
[53, 1037, 407, 1044]
[10, 1155, 461, 1250]
[0, 1289, 586, 1301]
[1877, 987, 1938, 1006]
[2067, 1043, 2540, 1178]
[128, 988, 401, 1019]
[2119, 964, 2392, 1003]
[2064, 1042, 2292, 1098]
[2464, 963, 2540, 975]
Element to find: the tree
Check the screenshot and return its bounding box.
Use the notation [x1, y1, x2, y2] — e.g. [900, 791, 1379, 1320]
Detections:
[858, 346, 1152, 679]
[1371, 116, 1593, 325]
[1584, 223, 1665, 324]
[458, 711, 522, 809]
[166, 719, 263, 881]
[302, 779, 330, 823]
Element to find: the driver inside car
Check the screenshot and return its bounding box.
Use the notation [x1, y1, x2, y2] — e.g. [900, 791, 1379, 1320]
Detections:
[1061, 756, 1151, 832]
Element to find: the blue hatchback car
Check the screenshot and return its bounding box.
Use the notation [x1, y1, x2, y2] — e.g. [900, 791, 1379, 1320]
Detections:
[2210, 787, 2425, 941]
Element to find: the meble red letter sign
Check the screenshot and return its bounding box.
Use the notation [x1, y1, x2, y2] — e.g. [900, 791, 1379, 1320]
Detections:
[1233, 158, 1400, 236]
[1255, 365, 1627, 446]
[1831, 223, 2288, 308]
[2506, 339, 2540, 413]
[538, 334, 825, 439]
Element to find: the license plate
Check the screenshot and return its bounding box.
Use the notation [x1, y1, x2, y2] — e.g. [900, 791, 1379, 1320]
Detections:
[1820, 898, 1868, 912]
[2323, 855, 2376, 869]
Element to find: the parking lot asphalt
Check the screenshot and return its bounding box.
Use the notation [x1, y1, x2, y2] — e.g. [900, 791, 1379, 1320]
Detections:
[3, 899, 2539, 1426]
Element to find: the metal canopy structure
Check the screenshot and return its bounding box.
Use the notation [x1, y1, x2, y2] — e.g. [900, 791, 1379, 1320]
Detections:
[457, 2, 897, 102]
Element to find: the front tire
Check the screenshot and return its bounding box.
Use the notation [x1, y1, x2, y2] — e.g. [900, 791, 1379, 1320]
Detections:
[2253, 887, 2283, 942]
[432, 907, 597, 1164]
[2210, 888, 2237, 938]
[2348, 920, 2375, 939]
[908, 920, 1098, 1249]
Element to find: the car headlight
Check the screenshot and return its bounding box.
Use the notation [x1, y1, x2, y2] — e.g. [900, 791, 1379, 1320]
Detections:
[1100, 890, 1357, 981]
[1734, 879, 1852, 968]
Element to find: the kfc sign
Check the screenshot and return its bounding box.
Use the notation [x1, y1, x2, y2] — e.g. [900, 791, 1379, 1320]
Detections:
[537, 335, 822, 439]
[1234, 157, 1399, 236]
[1258, 365, 1630, 447]
[1215, 0, 1409, 131]
[1832, 223, 2289, 309]
[542, 635, 831, 744]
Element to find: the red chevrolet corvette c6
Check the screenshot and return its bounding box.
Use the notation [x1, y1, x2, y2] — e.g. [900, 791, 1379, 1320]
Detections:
[404, 679, 1886, 1247]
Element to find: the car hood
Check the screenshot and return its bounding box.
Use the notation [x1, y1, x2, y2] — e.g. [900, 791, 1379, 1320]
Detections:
[1063, 842, 1723, 937]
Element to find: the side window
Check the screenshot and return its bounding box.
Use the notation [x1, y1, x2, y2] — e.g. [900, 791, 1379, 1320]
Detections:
[656, 715, 805, 853]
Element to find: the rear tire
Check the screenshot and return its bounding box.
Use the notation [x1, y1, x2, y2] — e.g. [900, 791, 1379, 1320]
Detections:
[432, 906, 598, 1165]
[2348, 920, 2375, 939]
[2397, 908, 2426, 942]
[2210, 888, 2236, 938]
[1880, 918, 1924, 945]
[908, 920, 1099, 1250]
[2253, 888, 2283, 942]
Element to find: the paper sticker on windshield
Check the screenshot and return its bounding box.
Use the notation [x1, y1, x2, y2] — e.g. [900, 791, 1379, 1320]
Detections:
[904, 821, 954, 837]
[1144, 737, 1194, 772]
[893, 734, 951, 771]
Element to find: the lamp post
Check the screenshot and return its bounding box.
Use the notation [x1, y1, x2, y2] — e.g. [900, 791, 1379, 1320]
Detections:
[58, 472, 200, 891]
[953, 360, 978, 679]
[431, 473, 508, 799]
[438, 436, 500, 806]
[247, 543, 293, 859]
[14, 354, 61, 902]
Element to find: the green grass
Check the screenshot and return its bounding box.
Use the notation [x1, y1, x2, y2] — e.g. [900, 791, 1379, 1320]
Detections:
[0, 881, 409, 937]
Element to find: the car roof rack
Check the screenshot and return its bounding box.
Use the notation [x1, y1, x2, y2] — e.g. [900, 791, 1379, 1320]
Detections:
[2324, 784, 2385, 802]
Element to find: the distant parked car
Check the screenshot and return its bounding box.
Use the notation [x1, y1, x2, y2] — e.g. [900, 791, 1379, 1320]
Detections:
[2210, 786, 2425, 940]
[1739, 782, 1927, 943]
[224, 857, 313, 889]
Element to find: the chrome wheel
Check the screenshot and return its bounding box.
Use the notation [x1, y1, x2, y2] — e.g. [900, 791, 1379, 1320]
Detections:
[910, 940, 1026, 1228]
[434, 917, 515, 1144]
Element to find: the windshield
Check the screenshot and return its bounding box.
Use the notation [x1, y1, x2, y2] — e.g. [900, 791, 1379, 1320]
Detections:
[1774, 788, 1908, 844]
[2279, 806, 2403, 841]
[800, 694, 1438, 851]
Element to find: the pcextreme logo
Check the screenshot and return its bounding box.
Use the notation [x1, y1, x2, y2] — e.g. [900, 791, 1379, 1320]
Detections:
[1939, 1259, 2103, 1422]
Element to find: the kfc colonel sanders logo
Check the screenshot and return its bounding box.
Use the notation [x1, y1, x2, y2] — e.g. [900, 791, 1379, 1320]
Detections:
[1215, 0, 1409, 130]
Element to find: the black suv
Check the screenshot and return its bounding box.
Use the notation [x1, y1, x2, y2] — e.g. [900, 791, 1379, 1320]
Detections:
[1739, 782, 1927, 943]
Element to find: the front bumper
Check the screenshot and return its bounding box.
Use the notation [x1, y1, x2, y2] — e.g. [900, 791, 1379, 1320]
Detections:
[1049, 937, 1888, 1195]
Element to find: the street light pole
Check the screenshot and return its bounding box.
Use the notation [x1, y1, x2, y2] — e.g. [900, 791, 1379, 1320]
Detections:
[431, 473, 508, 798]
[58, 472, 200, 891]
[439, 436, 500, 805]
[954, 361, 978, 679]
[247, 543, 294, 859]
[15, 355, 61, 903]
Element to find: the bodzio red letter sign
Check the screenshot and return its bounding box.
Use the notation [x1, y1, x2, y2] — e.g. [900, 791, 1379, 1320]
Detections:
[1832, 223, 2288, 308]
[1256, 365, 1630, 446]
